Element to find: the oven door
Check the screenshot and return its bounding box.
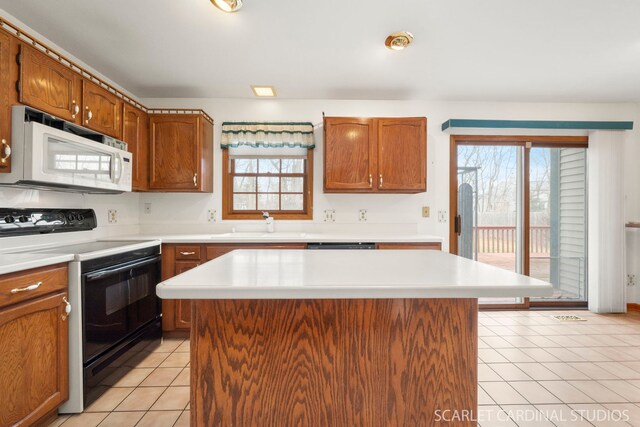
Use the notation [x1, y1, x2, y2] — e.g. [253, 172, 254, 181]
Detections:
[81, 255, 161, 364]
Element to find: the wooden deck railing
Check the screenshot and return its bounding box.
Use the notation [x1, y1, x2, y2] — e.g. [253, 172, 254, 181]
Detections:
[476, 226, 550, 254]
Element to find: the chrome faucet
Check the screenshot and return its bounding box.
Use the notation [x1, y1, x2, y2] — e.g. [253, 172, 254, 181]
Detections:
[262, 211, 274, 233]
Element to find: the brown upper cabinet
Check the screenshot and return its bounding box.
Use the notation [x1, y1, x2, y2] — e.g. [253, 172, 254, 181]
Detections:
[123, 103, 148, 191]
[18, 44, 82, 123]
[324, 117, 427, 193]
[149, 114, 213, 192]
[82, 80, 122, 138]
[0, 29, 12, 171]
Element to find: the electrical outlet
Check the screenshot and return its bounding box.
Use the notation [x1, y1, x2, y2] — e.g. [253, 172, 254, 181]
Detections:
[323, 209, 336, 222]
[437, 210, 447, 223]
[422, 206, 430, 218]
[207, 209, 216, 222]
[107, 209, 118, 224]
[359, 209, 367, 222]
[144, 203, 151, 214]
[627, 274, 636, 286]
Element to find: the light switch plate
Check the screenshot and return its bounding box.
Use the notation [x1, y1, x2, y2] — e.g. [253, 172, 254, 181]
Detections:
[422, 207, 430, 218]
[144, 203, 151, 214]
[359, 209, 367, 222]
[207, 209, 216, 222]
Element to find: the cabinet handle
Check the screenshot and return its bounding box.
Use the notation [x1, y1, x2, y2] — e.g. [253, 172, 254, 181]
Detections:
[369, 174, 372, 188]
[85, 106, 93, 124]
[10, 281, 42, 294]
[0, 139, 10, 164]
[379, 174, 383, 188]
[71, 100, 80, 119]
[193, 173, 197, 187]
[61, 296, 71, 321]
[180, 251, 196, 256]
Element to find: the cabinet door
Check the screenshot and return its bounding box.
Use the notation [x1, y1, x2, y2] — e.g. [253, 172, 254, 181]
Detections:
[149, 115, 200, 191]
[0, 30, 11, 172]
[82, 80, 122, 138]
[123, 103, 148, 191]
[19, 44, 81, 122]
[174, 261, 199, 330]
[323, 117, 376, 192]
[376, 118, 427, 192]
[0, 292, 69, 426]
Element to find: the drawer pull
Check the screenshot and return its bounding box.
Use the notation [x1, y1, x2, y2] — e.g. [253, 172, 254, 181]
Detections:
[10, 281, 42, 294]
[61, 296, 71, 321]
[1, 139, 10, 164]
[180, 251, 196, 256]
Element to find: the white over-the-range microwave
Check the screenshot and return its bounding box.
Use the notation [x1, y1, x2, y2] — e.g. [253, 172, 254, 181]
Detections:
[0, 106, 132, 193]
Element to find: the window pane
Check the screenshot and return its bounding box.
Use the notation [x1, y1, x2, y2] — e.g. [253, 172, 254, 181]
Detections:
[257, 177, 279, 192]
[281, 158, 305, 174]
[281, 194, 304, 211]
[258, 194, 279, 210]
[233, 194, 256, 210]
[233, 176, 256, 192]
[234, 158, 257, 173]
[258, 158, 280, 174]
[281, 177, 304, 193]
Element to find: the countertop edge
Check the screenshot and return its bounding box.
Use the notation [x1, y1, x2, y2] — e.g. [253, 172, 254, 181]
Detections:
[0, 254, 75, 275]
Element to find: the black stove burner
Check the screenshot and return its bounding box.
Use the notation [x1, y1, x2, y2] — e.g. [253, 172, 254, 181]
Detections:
[0, 208, 97, 237]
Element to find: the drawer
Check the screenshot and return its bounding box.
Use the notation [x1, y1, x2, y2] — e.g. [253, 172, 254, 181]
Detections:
[0, 264, 68, 309]
[175, 245, 202, 260]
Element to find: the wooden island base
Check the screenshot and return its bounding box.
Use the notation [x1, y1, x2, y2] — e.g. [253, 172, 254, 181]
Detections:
[191, 298, 478, 426]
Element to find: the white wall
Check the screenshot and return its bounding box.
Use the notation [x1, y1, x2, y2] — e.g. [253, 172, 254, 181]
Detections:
[141, 98, 640, 247]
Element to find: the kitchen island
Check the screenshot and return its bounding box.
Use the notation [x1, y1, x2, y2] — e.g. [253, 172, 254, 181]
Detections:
[156, 249, 552, 426]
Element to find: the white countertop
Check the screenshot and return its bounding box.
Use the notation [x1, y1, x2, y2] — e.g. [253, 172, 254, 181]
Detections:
[156, 249, 553, 299]
[0, 253, 75, 275]
[105, 232, 443, 244]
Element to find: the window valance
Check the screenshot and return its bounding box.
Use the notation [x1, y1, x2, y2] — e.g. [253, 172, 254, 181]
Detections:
[221, 122, 315, 149]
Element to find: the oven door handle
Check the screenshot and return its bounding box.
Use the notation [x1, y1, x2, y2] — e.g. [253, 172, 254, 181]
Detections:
[84, 256, 160, 281]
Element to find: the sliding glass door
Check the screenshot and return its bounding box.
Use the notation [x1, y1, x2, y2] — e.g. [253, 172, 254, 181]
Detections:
[529, 147, 587, 304]
[456, 144, 525, 306]
[450, 136, 588, 308]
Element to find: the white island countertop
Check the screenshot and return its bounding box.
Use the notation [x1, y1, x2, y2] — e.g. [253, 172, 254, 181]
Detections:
[156, 249, 553, 299]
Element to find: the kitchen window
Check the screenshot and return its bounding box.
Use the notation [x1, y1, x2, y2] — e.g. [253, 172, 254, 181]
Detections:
[220, 121, 315, 220]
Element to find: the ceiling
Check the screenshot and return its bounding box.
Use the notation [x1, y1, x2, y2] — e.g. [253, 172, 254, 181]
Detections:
[1, 0, 640, 102]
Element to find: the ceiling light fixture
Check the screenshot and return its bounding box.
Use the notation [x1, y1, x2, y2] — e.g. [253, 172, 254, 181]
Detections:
[251, 85, 276, 97]
[385, 31, 414, 50]
[211, 0, 243, 13]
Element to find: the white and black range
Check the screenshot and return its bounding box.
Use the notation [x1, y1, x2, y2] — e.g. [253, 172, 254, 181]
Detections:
[1, 208, 162, 413]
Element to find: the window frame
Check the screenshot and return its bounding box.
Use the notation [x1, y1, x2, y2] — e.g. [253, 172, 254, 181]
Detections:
[222, 149, 314, 220]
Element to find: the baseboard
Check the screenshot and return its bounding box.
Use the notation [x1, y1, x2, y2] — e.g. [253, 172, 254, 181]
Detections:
[628, 303, 640, 312]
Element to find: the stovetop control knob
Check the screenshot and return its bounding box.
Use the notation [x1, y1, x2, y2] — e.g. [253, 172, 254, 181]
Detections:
[18, 216, 29, 223]
[67, 213, 76, 222]
[4, 215, 14, 224]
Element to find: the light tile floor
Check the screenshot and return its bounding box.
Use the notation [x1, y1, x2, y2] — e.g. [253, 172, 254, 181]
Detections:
[49, 310, 640, 426]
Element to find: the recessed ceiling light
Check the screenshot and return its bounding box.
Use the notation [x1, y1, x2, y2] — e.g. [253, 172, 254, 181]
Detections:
[385, 31, 414, 50]
[211, 0, 243, 13]
[251, 86, 276, 97]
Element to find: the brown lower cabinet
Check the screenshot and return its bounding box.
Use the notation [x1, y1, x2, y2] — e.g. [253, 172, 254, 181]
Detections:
[162, 243, 307, 331]
[161, 242, 441, 332]
[0, 264, 69, 426]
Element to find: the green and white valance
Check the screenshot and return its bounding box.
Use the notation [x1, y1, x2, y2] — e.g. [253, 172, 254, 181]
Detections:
[221, 122, 315, 149]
